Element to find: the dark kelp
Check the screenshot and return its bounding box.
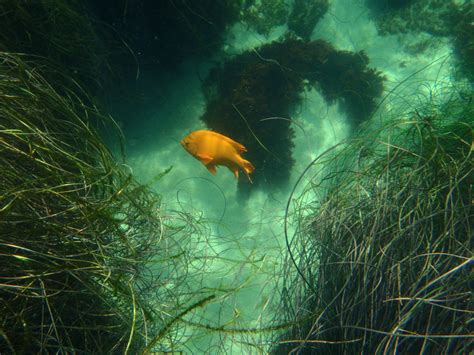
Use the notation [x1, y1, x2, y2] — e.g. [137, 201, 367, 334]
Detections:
[288, 0, 329, 39]
[0, 0, 109, 94]
[449, 2, 474, 82]
[367, 0, 474, 82]
[202, 37, 384, 191]
[88, 0, 241, 71]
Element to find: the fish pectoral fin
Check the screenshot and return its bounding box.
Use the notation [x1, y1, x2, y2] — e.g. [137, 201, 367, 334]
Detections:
[240, 158, 254, 184]
[232, 168, 239, 179]
[206, 164, 217, 175]
[196, 153, 213, 165]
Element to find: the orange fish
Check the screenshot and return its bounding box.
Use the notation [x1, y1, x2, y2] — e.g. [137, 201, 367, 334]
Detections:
[180, 130, 255, 183]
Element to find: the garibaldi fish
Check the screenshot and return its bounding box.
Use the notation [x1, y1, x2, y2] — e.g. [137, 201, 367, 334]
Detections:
[180, 130, 255, 183]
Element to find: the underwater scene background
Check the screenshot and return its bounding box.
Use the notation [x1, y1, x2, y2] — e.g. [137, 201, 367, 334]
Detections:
[0, 0, 472, 354]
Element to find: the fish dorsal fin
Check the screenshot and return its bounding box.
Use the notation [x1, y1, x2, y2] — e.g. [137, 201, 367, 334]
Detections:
[208, 130, 247, 153]
[226, 137, 247, 153]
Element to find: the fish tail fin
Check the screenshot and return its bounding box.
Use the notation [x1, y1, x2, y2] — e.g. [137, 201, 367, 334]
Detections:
[241, 159, 255, 184]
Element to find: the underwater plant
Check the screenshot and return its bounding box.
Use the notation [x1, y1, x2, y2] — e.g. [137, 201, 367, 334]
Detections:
[367, 0, 458, 36]
[241, 0, 289, 36]
[241, 0, 328, 39]
[366, 0, 416, 12]
[202, 37, 384, 191]
[449, 2, 474, 82]
[0, 0, 109, 94]
[89, 0, 242, 71]
[288, 0, 329, 39]
[367, 0, 474, 82]
[272, 93, 473, 353]
[0, 52, 211, 353]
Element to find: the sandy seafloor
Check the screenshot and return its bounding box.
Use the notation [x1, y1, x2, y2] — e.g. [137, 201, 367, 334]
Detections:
[120, 0, 460, 353]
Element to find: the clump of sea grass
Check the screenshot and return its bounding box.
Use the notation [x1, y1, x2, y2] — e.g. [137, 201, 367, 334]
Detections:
[274, 95, 473, 353]
[0, 0, 108, 93]
[0, 52, 191, 353]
